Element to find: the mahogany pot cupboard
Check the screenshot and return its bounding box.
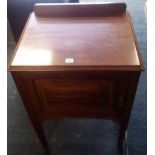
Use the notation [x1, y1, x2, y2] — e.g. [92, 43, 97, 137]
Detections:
[8, 3, 144, 148]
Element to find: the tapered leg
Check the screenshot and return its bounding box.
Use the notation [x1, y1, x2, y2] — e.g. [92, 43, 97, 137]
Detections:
[30, 118, 48, 148]
[117, 125, 126, 147]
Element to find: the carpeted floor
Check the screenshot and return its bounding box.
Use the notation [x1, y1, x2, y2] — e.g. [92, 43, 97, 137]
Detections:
[7, 0, 147, 155]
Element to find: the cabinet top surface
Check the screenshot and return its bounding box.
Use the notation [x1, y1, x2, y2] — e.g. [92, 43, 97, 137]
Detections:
[9, 5, 143, 71]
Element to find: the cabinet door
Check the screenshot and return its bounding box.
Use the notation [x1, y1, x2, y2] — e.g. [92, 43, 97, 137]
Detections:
[34, 78, 116, 113]
[22, 71, 130, 119]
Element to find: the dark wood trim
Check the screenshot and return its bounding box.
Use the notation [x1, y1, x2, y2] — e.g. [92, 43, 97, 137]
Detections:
[34, 3, 126, 17]
[8, 65, 143, 72]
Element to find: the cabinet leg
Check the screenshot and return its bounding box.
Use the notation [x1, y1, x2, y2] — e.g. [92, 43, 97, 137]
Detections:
[117, 125, 126, 148]
[31, 120, 48, 148]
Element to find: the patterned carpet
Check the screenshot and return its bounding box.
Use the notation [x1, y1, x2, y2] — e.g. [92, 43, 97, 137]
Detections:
[7, 0, 146, 155]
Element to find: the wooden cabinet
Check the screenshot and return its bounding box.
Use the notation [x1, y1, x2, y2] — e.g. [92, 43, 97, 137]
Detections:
[8, 3, 144, 148]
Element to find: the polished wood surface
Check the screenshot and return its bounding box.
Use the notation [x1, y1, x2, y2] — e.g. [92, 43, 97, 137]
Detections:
[8, 3, 144, 149]
[9, 3, 143, 71]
